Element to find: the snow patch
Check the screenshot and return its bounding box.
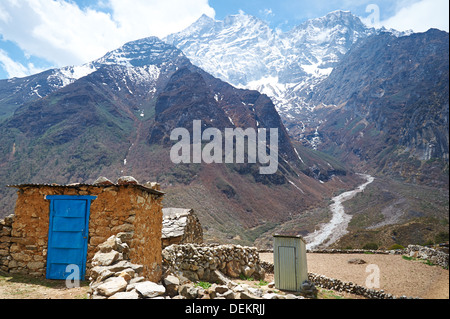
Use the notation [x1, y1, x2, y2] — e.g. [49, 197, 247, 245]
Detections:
[294, 148, 305, 164]
[48, 63, 97, 89]
[289, 180, 305, 194]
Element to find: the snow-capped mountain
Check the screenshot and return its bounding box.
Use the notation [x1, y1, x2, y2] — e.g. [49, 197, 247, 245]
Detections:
[0, 37, 189, 112]
[164, 11, 377, 121]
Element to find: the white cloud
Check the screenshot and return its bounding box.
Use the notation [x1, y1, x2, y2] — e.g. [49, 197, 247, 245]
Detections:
[260, 8, 275, 18]
[380, 0, 449, 32]
[108, 0, 215, 39]
[0, 0, 215, 69]
[0, 49, 45, 78]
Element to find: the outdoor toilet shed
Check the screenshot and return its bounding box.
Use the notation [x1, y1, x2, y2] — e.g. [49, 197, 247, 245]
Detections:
[2, 176, 165, 282]
[273, 234, 308, 292]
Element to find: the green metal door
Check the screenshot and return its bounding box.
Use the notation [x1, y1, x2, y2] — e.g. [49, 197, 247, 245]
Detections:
[277, 246, 297, 291]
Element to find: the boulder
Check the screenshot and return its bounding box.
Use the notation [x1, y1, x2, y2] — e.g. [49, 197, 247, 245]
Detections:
[117, 176, 139, 185]
[239, 291, 259, 300]
[135, 281, 166, 299]
[96, 277, 128, 297]
[348, 258, 367, 265]
[163, 275, 180, 297]
[92, 251, 120, 267]
[109, 290, 140, 299]
[93, 177, 114, 186]
[179, 285, 200, 299]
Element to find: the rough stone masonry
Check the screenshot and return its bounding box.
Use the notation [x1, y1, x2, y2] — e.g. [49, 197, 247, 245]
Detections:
[162, 243, 266, 283]
[2, 176, 164, 282]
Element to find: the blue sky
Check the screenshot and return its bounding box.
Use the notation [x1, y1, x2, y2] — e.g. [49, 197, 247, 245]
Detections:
[0, 0, 448, 80]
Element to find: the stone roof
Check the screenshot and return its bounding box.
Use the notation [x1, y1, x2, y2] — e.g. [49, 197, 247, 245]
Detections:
[161, 208, 193, 239]
[7, 176, 165, 197]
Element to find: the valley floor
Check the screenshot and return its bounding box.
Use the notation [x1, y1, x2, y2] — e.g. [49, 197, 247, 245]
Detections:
[260, 253, 449, 299]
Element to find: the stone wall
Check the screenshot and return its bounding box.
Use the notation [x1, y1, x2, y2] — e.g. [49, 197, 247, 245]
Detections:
[2, 179, 164, 281]
[0, 214, 14, 273]
[308, 249, 403, 255]
[162, 244, 265, 283]
[406, 245, 449, 269]
[306, 246, 448, 268]
[88, 233, 167, 299]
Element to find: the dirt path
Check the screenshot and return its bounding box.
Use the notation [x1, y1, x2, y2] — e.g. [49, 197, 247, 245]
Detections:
[0, 272, 89, 299]
[260, 253, 449, 299]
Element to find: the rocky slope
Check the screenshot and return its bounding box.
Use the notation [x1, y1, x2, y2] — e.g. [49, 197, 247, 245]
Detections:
[307, 29, 449, 186]
[0, 36, 361, 244]
[166, 12, 449, 186]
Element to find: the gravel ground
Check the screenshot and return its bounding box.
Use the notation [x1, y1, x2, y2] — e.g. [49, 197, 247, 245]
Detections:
[1, 253, 447, 300]
[260, 253, 449, 299]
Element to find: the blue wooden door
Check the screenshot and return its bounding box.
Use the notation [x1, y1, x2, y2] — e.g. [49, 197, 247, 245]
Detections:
[46, 195, 96, 280]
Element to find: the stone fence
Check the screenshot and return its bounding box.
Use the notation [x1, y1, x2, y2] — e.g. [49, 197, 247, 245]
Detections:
[307, 273, 417, 299]
[259, 248, 403, 255]
[406, 245, 449, 269]
[162, 244, 265, 283]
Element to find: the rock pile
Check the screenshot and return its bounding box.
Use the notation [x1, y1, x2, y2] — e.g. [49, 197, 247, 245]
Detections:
[406, 245, 449, 269]
[88, 233, 166, 299]
[172, 274, 306, 300]
[162, 244, 265, 283]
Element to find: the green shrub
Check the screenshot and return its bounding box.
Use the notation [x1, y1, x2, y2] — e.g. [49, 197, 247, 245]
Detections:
[423, 240, 434, 246]
[362, 243, 379, 250]
[435, 232, 449, 244]
[195, 282, 212, 289]
[239, 274, 254, 281]
[256, 280, 269, 287]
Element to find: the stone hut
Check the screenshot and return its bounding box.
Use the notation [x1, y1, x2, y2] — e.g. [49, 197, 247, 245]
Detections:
[1, 176, 164, 282]
[161, 208, 203, 248]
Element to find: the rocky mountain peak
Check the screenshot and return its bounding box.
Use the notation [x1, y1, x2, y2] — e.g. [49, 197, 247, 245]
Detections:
[164, 11, 377, 117]
[287, 10, 373, 45]
[94, 36, 187, 68]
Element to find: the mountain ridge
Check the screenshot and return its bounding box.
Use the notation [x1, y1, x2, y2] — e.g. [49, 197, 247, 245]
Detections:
[306, 29, 449, 186]
[164, 10, 378, 119]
